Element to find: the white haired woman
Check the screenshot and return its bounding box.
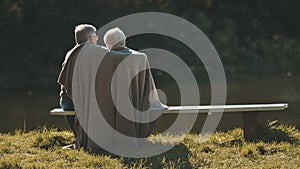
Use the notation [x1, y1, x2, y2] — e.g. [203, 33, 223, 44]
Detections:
[97, 27, 167, 139]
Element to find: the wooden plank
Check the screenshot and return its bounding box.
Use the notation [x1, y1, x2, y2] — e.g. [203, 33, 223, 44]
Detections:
[166, 103, 288, 114]
[50, 109, 75, 115]
[50, 103, 288, 116]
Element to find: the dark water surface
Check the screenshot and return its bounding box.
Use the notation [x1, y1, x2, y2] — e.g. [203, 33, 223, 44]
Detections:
[0, 75, 299, 133]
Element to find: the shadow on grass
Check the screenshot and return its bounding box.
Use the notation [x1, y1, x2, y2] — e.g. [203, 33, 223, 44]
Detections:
[255, 120, 300, 144]
[88, 143, 192, 169]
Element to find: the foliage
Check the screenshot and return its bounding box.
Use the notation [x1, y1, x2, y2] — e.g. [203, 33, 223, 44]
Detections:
[0, 0, 299, 88]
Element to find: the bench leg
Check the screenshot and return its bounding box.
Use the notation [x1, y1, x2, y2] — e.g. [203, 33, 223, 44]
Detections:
[242, 111, 260, 141]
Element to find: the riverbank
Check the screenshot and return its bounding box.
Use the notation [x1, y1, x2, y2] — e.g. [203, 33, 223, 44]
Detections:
[0, 121, 299, 168]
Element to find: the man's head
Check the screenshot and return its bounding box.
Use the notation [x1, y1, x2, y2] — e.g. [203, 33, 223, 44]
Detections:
[103, 27, 126, 49]
[74, 24, 98, 45]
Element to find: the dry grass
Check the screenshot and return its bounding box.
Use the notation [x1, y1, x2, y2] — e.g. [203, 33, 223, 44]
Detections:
[0, 121, 299, 168]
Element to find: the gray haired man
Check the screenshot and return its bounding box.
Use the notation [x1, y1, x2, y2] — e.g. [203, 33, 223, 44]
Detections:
[57, 24, 99, 135]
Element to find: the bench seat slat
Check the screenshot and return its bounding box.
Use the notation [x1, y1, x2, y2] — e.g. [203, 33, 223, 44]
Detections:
[50, 103, 288, 116]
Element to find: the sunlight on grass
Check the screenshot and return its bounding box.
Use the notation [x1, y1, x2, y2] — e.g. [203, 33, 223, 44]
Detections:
[0, 121, 299, 168]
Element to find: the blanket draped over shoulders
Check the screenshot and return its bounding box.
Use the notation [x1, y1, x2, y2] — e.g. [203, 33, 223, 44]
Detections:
[59, 44, 166, 150]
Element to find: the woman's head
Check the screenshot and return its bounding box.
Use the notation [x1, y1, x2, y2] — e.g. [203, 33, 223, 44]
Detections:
[103, 27, 126, 49]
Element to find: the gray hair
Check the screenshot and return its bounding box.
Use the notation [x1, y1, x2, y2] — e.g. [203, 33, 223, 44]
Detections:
[74, 24, 96, 44]
[103, 27, 126, 49]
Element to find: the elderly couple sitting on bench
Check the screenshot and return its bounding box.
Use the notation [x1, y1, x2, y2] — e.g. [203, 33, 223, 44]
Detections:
[57, 24, 167, 151]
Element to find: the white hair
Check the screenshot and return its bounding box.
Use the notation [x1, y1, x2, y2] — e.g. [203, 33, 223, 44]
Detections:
[103, 27, 126, 49]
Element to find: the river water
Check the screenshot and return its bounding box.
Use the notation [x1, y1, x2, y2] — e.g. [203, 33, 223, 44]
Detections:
[0, 75, 299, 133]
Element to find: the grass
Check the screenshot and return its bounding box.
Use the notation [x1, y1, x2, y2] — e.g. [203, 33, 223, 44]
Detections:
[0, 121, 299, 168]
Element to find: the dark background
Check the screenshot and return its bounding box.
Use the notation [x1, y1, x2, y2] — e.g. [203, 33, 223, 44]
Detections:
[0, 0, 299, 132]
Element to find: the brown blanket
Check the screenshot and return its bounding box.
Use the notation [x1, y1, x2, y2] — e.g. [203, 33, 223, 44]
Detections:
[59, 44, 166, 150]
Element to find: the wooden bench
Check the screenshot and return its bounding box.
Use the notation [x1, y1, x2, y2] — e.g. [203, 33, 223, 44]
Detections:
[50, 103, 288, 141]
